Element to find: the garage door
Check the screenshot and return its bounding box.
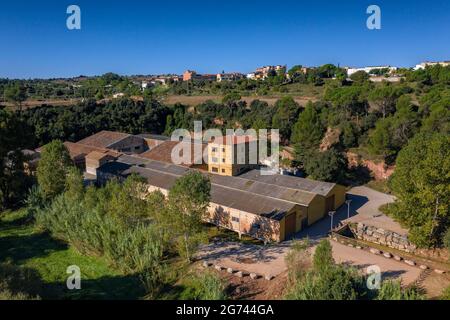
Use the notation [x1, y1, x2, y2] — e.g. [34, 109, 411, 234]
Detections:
[285, 213, 296, 239]
[326, 195, 335, 213]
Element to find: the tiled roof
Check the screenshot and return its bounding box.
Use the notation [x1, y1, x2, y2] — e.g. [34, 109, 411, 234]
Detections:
[62, 142, 120, 159]
[76, 130, 130, 148]
[210, 135, 258, 145]
[85, 150, 118, 161]
[137, 134, 169, 141]
[139, 141, 207, 167]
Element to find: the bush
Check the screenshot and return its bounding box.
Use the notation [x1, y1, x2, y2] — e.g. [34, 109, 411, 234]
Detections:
[34, 180, 166, 298]
[376, 280, 424, 300]
[180, 272, 227, 300]
[313, 239, 334, 275]
[443, 228, 450, 252]
[285, 265, 366, 300]
[441, 286, 450, 300]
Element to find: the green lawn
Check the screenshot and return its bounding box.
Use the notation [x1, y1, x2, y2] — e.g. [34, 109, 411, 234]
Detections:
[0, 209, 145, 300]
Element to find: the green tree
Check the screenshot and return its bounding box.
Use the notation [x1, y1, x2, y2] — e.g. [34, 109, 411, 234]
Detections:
[367, 117, 395, 159]
[340, 121, 358, 148]
[168, 171, 211, 262]
[388, 133, 450, 247]
[222, 92, 241, 104]
[0, 109, 33, 208]
[4, 83, 27, 111]
[302, 148, 348, 182]
[291, 102, 324, 149]
[65, 166, 84, 202]
[350, 71, 369, 83]
[36, 140, 73, 199]
[272, 97, 300, 141]
[368, 85, 401, 118]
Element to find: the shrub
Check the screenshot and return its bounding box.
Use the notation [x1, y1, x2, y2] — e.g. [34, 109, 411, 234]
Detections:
[313, 239, 334, 275]
[35, 188, 166, 298]
[285, 265, 366, 300]
[441, 286, 450, 300]
[376, 280, 424, 300]
[443, 228, 450, 252]
[180, 272, 227, 300]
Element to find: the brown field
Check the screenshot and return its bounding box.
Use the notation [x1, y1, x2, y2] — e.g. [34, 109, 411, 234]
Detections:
[1, 98, 81, 110]
[1, 94, 318, 111]
[163, 95, 318, 107]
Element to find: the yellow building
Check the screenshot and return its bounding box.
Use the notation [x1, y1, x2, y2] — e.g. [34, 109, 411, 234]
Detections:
[207, 135, 259, 176]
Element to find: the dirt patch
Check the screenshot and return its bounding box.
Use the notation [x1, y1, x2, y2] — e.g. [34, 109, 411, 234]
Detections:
[215, 269, 288, 300]
[421, 272, 450, 299]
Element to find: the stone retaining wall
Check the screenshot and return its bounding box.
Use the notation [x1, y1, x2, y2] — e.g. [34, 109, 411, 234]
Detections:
[350, 222, 417, 253]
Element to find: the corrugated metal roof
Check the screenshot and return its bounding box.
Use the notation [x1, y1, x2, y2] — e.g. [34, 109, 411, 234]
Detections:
[239, 170, 336, 196]
[98, 157, 296, 220]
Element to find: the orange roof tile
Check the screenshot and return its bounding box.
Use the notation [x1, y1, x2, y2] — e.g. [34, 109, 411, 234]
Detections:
[210, 135, 257, 145]
[139, 141, 207, 167]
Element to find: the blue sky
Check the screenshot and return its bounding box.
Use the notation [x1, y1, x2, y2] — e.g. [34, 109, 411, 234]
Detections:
[1, 0, 449, 78]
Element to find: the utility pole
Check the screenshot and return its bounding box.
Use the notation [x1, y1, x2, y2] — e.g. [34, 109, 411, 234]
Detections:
[345, 199, 352, 219]
[329, 211, 336, 232]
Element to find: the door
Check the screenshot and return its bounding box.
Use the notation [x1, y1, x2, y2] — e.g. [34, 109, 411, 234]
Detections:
[325, 195, 335, 213]
[285, 213, 296, 239]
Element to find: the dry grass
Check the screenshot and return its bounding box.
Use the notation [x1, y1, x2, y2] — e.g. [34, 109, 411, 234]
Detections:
[162, 95, 317, 107]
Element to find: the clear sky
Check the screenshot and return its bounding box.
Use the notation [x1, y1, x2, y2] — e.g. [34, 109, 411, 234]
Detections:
[1, 0, 449, 78]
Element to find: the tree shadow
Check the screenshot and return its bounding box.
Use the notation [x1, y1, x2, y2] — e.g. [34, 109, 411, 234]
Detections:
[43, 274, 145, 300]
[0, 212, 33, 228]
[0, 232, 68, 264]
[345, 165, 372, 187]
[292, 194, 369, 240]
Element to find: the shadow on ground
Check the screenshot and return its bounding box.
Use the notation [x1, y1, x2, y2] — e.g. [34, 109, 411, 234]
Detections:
[292, 194, 369, 240]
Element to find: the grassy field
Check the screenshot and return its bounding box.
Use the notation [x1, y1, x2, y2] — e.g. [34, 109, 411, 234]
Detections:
[0, 209, 145, 300]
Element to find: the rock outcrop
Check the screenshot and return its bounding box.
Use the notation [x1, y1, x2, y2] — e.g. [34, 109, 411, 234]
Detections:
[351, 222, 417, 253]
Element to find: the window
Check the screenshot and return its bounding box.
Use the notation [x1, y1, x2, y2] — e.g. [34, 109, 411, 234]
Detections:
[212, 147, 217, 152]
[252, 223, 260, 229]
[221, 169, 225, 173]
[222, 148, 226, 152]
[212, 157, 218, 163]
[212, 167, 218, 173]
[231, 216, 240, 223]
[134, 146, 140, 150]
[222, 158, 225, 163]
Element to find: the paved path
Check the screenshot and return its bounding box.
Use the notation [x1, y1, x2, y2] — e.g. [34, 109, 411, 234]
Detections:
[344, 186, 407, 235]
[330, 242, 421, 285]
[197, 241, 291, 277]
